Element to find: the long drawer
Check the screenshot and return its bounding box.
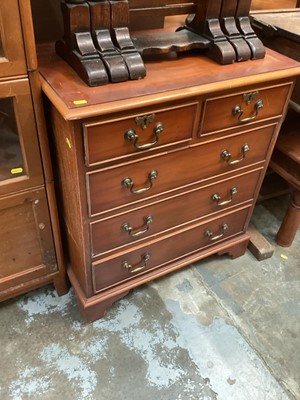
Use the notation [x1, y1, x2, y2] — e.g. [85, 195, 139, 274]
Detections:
[83, 101, 198, 166]
[200, 83, 292, 135]
[90, 168, 262, 256]
[92, 206, 251, 293]
[87, 123, 277, 216]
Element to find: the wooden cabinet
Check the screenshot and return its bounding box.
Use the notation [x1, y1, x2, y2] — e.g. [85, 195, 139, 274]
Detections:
[0, 1, 27, 77]
[38, 23, 300, 321]
[0, 189, 57, 293]
[0, 0, 67, 301]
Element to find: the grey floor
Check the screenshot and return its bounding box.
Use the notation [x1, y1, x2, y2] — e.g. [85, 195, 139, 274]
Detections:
[0, 194, 299, 400]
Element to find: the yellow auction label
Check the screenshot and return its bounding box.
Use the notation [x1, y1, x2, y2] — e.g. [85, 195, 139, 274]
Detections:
[66, 137, 72, 149]
[11, 168, 23, 174]
[73, 100, 88, 105]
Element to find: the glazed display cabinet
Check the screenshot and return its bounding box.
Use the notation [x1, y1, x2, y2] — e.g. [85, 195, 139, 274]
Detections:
[0, 0, 67, 301]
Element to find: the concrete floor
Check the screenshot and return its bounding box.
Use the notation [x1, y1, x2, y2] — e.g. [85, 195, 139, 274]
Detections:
[0, 194, 299, 400]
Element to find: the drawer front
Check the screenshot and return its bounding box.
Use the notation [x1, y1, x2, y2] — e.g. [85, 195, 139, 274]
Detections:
[83, 101, 198, 166]
[92, 206, 250, 293]
[200, 83, 292, 135]
[90, 168, 262, 256]
[87, 123, 276, 216]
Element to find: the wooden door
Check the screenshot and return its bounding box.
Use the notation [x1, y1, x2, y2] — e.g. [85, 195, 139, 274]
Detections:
[0, 0, 27, 77]
[0, 188, 57, 296]
[0, 79, 44, 195]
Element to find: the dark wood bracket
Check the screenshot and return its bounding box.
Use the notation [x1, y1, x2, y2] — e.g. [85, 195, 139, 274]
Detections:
[112, 26, 147, 80]
[184, 0, 237, 65]
[57, 0, 146, 86]
[220, 0, 252, 62]
[110, 0, 146, 80]
[93, 28, 130, 82]
[235, 0, 265, 60]
[55, 1, 109, 86]
[88, 0, 130, 83]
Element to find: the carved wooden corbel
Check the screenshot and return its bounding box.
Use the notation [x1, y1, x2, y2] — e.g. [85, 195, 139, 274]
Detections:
[220, 0, 252, 61]
[235, 0, 265, 59]
[185, 0, 236, 64]
[109, 0, 146, 80]
[56, 0, 109, 86]
[88, 0, 130, 82]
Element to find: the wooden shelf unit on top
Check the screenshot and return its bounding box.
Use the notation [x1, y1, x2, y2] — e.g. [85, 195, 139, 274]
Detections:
[0, 0, 68, 301]
[57, 0, 266, 87]
[38, 15, 300, 321]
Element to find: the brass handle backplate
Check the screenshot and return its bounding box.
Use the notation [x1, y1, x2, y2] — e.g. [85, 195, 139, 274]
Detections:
[122, 253, 151, 273]
[212, 187, 238, 206]
[135, 114, 155, 130]
[221, 144, 249, 165]
[124, 122, 164, 150]
[121, 215, 154, 237]
[232, 99, 264, 123]
[121, 170, 158, 194]
[205, 223, 229, 241]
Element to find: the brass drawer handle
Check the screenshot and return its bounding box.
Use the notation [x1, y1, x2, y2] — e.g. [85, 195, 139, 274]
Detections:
[121, 215, 154, 237]
[212, 187, 238, 206]
[232, 99, 264, 123]
[221, 144, 249, 165]
[122, 253, 151, 273]
[122, 170, 158, 194]
[124, 122, 164, 150]
[205, 223, 228, 241]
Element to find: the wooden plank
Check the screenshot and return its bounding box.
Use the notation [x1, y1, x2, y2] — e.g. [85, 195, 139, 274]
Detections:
[247, 223, 274, 261]
[129, 0, 194, 8]
[130, 4, 196, 17]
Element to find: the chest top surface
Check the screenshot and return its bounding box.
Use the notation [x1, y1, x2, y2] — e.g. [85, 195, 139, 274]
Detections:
[38, 42, 300, 120]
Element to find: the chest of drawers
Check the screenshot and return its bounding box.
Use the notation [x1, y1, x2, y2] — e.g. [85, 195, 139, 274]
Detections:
[39, 42, 300, 322]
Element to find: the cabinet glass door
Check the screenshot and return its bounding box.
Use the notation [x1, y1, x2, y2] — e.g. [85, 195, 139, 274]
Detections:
[0, 1, 27, 77]
[0, 79, 43, 195]
[0, 97, 25, 181]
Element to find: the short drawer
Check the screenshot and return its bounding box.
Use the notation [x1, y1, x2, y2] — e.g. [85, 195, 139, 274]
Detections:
[90, 168, 262, 256]
[92, 206, 251, 293]
[200, 83, 292, 135]
[83, 101, 198, 166]
[87, 123, 276, 216]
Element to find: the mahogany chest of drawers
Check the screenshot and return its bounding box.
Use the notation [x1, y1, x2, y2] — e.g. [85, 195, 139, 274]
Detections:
[38, 42, 300, 322]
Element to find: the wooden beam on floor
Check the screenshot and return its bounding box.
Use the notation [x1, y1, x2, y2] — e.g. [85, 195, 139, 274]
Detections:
[247, 223, 275, 261]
